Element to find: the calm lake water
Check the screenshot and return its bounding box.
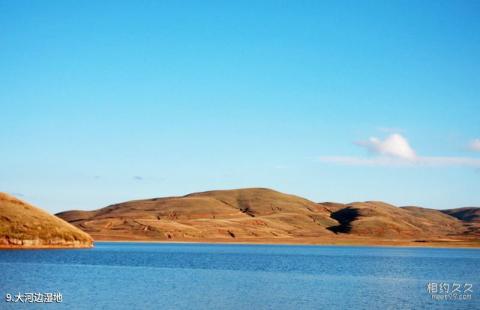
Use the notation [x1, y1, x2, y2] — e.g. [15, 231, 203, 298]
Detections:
[1, 242, 479, 309]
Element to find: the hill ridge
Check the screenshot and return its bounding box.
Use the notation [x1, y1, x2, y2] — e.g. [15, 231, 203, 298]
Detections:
[56, 188, 479, 246]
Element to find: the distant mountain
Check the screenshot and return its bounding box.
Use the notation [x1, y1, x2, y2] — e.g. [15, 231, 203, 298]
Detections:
[0, 193, 93, 248]
[441, 207, 480, 223]
[56, 188, 479, 246]
[441, 207, 480, 237]
[326, 202, 465, 238]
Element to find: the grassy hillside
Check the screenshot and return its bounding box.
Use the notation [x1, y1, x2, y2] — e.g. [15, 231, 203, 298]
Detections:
[0, 193, 93, 248]
[57, 188, 338, 241]
[56, 188, 479, 245]
[442, 207, 480, 223]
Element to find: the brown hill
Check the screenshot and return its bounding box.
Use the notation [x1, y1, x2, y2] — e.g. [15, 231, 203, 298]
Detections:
[56, 188, 479, 246]
[441, 207, 480, 237]
[441, 207, 480, 223]
[0, 193, 93, 248]
[326, 202, 465, 239]
[57, 188, 338, 241]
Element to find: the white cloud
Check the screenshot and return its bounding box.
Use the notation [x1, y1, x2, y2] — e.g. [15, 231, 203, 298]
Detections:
[319, 133, 480, 167]
[469, 139, 480, 152]
[357, 133, 416, 160]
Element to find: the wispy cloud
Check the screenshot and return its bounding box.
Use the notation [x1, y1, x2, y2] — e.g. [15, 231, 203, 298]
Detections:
[469, 139, 480, 152]
[320, 155, 480, 167]
[320, 133, 480, 167]
[133, 176, 144, 181]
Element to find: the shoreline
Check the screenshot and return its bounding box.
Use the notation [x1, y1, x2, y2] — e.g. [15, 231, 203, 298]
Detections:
[90, 237, 480, 249]
[0, 244, 94, 250]
[2, 236, 479, 250]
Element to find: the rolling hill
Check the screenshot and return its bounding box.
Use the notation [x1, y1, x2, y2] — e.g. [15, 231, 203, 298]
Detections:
[56, 188, 337, 241]
[441, 207, 480, 237]
[441, 207, 480, 223]
[0, 193, 93, 248]
[56, 188, 479, 246]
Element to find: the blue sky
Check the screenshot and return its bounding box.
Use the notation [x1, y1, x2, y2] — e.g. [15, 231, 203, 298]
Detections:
[1, 1, 479, 213]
